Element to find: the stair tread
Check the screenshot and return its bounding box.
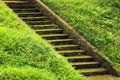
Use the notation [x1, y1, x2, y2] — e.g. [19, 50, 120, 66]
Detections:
[31, 24, 56, 27]
[7, 5, 34, 8]
[4, 1, 28, 3]
[41, 34, 68, 37]
[71, 62, 100, 65]
[26, 21, 50, 23]
[18, 12, 42, 15]
[77, 68, 107, 73]
[13, 8, 37, 10]
[35, 29, 62, 32]
[66, 56, 93, 59]
[13, 9, 38, 12]
[58, 50, 85, 53]
[53, 44, 79, 48]
[21, 17, 46, 19]
[47, 39, 74, 42]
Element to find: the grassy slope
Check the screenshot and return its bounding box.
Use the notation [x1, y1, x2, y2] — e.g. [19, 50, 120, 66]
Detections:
[41, 0, 120, 72]
[0, 2, 86, 80]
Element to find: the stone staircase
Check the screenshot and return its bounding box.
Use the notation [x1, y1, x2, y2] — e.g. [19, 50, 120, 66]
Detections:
[3, 0, 118, 76]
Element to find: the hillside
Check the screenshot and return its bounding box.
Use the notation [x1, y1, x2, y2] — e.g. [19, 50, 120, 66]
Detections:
[41, 0, 120, 72]
[0, 2, 86, 80]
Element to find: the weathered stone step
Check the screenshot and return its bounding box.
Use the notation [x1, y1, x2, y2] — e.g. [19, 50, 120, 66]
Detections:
[47, 39, 75, 45]
[13, 9, 39, 13]
[21, 17, 47, 21]
[11, 7, 36, 9]
[4, 1, 28, 3]
[53, 44, 79, 48]
[66, 56, 94, 62]
[35, 29, 63, 34]
[35, 29, 62, 32]
[2, 0, 29, 2]
[47, 39, 74, 43]
[57, 50, 86, 57]
[77, 68, 107, 76]
[41, 34, 68, 38]
[71, 62, 100, 69]
[8, 4, 34, 8]
[54, 44, 79, 51]
[42, 34, 68, 40]
[18, 12, 42, 15]
[66, 56, 93, 59]
[62, 52, 85, 57]
[18, 12, 43, 17]
[58, 50, 85, 53]
[26, 21, 51, 25]
[30, 24, 57, 29]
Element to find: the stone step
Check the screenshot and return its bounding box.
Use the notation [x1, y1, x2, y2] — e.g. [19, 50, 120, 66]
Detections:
[2, 0, 29, 2]
[54, 44, 79, 51]
[66, 56, 93, 59]
[26, 21, 51, 25]
[47, 39, 74, 43]
[57, 50, 86, 57]
[4, 1, 28, 3]
[35, 29, 62, 32]
[21, 16, 47, 21]
[53, 44, 79, 48]
[77, 68, 107, 76]
[71, 62, 100, 69]
[13, 8, 39, 13]
[8, 4, 34, 8]
[72, 62, 100, 66]
[41, 34, 68, 38]
[30, 24, 57, 29]
[35, 29, 63, 34]
[66, 56, 94, 62]
[18, 12, 43, 17]
[47, 39, 75, 45]
[58, 50, 85, 53]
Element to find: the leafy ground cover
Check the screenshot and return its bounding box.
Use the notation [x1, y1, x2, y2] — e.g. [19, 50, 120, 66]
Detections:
[41, 0, 120, 72]
[0, 2, 86, 80]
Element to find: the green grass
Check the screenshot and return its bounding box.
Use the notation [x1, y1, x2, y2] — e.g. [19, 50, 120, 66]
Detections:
[0, 66, 56, 80]
[0, 2, 86, 80]
[41, 0, 120, 72]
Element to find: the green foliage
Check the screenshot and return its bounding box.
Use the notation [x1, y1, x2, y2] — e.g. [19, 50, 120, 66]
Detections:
[41, 0, 120, 72]
[0, 2, 86, 80]
[0, 66, 56, 80]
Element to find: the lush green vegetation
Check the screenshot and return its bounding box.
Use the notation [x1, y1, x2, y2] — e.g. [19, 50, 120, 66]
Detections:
[0, 2, 86, 80]
[0, 66, 57, 80]
[41, 0, 120, 72]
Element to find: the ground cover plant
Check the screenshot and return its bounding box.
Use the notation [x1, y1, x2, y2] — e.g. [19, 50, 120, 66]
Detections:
[0, 2, 86, 80]
[41, 0, 120, 72]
